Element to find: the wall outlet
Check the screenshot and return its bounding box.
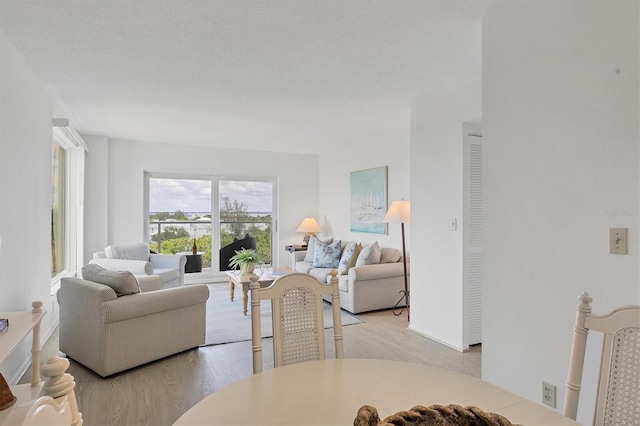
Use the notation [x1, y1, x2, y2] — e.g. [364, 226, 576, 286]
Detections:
[542, 381, 556, 408]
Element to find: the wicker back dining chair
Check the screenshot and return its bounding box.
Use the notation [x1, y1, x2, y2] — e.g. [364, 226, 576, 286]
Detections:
[249, 270, 344, 374]
[563, 292, 640, 425]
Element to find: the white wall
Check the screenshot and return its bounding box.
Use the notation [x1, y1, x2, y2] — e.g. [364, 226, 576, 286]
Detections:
[409, 81, 482, 351]
[84, 138, 319, 270]
[0, 29, 59, 383]
[83, 135, 109, 265]
[483, 1, 640, 422]
[318, 124, 410, 252]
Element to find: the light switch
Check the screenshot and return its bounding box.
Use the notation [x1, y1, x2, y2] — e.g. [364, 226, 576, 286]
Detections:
[610, 228, 628, 254]
[450, 218, 457, 231]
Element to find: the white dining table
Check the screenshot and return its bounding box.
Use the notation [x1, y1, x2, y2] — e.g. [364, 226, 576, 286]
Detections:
[174, 358, 580, 425]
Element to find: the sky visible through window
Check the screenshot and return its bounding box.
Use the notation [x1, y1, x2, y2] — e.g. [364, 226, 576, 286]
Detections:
[149, 178, 272, 213]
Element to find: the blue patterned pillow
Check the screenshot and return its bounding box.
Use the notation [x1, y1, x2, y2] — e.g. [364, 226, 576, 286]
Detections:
[337, 241, 362, 275]
[312, 239, 342, 268]
[303, 236, 333, 262]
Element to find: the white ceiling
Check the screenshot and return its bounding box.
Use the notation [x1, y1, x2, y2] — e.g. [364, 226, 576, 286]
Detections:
[0, 0, 508, 154]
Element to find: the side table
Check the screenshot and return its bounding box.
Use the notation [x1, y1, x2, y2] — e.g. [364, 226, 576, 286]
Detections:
[184, 253, 203, 273]
[284, 245, 307, 253]
[285, 245, 307, 269]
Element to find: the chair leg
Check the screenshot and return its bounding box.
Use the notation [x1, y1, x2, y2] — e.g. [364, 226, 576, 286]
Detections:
[250, 274, 263, 374]
[563, 292, 592, 420]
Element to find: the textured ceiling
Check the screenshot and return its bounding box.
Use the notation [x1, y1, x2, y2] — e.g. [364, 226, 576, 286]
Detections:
[0, 0, 509, 154]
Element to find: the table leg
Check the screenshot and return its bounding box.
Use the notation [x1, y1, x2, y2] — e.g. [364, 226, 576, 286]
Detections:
[242, 288, 248, 316]
[31, 301, 43, 386]
[229, 278, 235, 302]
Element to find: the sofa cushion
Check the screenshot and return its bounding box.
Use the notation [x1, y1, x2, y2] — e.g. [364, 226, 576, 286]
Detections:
[308, 267, 334, 283]
[356, 241, 381, 266]
[380, 248, 402, 263]
[81, 264, 140, 297]
[154, 268, 180, 283]
[338, 241, 362, 275]
[312, 239, 342, 268]
[294, 260, 313, 274]
[337, 275, 350, 293]
[106, 243, 150, 261]
[304, 236, 333, 263]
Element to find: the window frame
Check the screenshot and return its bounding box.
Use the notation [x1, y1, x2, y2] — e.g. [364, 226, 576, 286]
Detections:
[144, 172, 278, 281]
[51, 127, 85, 294]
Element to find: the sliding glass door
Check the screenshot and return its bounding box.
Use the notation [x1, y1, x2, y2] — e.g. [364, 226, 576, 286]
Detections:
[218, 179, 274, 270]
[147, 176, 213, 267]
[146, 173, 276, 278]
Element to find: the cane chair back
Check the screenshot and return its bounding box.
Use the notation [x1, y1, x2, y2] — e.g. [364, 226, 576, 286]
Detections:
[250, 270, 344, 374]
[563, 292, 640, 425]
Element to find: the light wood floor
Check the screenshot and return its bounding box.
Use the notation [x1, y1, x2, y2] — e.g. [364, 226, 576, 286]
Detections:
[26, 304, 481, 426]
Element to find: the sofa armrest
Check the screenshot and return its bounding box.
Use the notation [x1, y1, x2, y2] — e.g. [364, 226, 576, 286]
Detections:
[101, 285, 210, 323]
[294, 251, 307, 262]
[348, 261, 409, 281]
[150, 253, 187, 270]
[89, 258, 153, 275]
[59, 277, 118, 305]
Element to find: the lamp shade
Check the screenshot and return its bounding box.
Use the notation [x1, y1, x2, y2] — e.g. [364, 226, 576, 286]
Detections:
[296, 217, 321, 233]
[383, 200, 411, 223]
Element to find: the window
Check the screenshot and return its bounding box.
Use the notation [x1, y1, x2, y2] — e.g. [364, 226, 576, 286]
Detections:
[51, 124, 86, 293]
[218, 179, 274, 267]
[145, 173, 277, 280]
[51, 142, 66, 277]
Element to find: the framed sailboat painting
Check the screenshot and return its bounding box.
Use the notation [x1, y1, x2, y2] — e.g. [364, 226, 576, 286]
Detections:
[350, 166, 388, 234]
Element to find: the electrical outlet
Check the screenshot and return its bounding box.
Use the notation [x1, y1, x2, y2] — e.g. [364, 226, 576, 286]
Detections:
[542, 381, 556, 408]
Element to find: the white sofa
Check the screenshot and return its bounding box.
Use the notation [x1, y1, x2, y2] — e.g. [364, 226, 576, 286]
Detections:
[291, 239, 408, 314]
[57, 272, 209, 377]
[91, 242, 186, 288]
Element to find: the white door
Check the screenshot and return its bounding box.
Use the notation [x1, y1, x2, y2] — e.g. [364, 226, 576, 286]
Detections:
[463, 122, 483, 347]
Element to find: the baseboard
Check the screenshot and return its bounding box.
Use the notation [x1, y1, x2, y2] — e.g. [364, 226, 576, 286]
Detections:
[406, 326, 465, 353]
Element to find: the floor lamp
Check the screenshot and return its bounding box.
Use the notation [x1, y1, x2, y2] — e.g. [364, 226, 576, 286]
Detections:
[383, 200, 410, 321]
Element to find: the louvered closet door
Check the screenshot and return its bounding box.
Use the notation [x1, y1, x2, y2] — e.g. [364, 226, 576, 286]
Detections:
[463, 123, 483, 346]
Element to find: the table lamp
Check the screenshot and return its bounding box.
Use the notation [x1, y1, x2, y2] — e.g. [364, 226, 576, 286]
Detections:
[383, 200, 410, 321]
[296, 217, 321, 245]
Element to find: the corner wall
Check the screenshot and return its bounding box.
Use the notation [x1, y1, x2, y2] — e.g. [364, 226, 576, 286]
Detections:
[409, 81, 482, 351]
[0, 29, 58, 383]
[483, 1, 640, 422]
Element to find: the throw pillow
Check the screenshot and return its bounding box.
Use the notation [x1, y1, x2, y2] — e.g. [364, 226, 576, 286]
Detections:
[303, 236, 334, 263]
[81, 264, 141, 297]
[106, 243, 149, 261]
[338, 241, 362, 275]
[380, 248, 402, 263]
[355, 241, 381, 266]
[312, 239, 342, 268]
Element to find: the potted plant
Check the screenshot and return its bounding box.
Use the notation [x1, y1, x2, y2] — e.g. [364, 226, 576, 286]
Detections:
[229, 248, 264, 277]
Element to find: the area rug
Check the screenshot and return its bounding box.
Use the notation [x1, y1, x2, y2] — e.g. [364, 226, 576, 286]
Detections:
[203, 283, 364, 346]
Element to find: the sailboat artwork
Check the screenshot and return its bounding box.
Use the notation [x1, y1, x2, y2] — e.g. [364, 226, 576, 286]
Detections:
[350, 166, 388, 235]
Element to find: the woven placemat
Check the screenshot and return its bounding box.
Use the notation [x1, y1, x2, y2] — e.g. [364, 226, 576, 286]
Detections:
[354, 403, 521, 426]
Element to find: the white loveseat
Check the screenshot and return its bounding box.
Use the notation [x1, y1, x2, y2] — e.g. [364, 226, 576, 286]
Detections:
[91, 242, 186, 288]
[291, 238, 408, 314]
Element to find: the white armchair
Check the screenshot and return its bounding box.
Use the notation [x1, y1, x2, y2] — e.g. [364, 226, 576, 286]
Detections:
[90, 242, 186, 288]
[58, 275, 209, 377]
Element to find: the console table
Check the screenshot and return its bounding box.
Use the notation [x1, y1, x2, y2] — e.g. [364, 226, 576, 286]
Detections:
[0, 302, 45, 422]
[0, 302, 82, 425]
